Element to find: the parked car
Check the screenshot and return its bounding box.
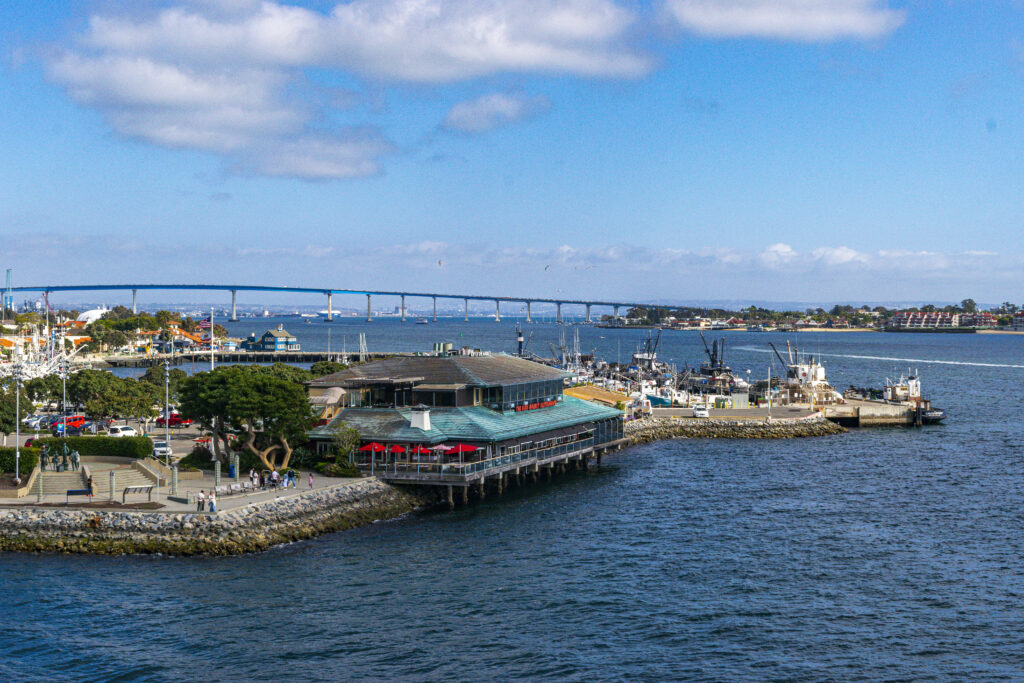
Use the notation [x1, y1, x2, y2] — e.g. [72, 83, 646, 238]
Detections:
[64, 426, 85, 437]
[692, 404, 710, 418]
[53, 415, 86, 429]
[153, 440, 173, 458]
[155, 414, 193, 428]
[108, 425, 139, 438]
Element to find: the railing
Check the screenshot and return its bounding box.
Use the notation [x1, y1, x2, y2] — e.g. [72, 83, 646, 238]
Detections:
[376, 438, 596, 480]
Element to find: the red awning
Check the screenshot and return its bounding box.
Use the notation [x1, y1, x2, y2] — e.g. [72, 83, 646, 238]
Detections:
[358, 442, 386, 452]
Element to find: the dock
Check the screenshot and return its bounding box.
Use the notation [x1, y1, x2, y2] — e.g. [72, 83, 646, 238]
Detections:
[101, 350, 410, 368]
[823, 399, 923, 426]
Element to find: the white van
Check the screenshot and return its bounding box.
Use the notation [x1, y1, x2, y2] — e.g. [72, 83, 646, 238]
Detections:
[692, 405, 710, 418]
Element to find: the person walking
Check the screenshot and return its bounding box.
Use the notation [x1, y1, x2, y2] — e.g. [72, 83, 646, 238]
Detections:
[197, 489, 205, 512]
[308, 472, 314, 490]
[208, 491, 217, 513]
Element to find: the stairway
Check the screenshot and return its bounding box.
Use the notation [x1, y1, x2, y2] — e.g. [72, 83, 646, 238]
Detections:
[89, 467, 156, 497]
[39, 470, 87, 495]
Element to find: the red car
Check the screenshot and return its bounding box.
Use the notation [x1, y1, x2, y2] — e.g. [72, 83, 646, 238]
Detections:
[156, 414, 193, 428]
[53, 415, 86, 428]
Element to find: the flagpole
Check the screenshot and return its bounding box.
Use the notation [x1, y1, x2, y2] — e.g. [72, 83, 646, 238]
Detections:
[210, 306, 215, 371]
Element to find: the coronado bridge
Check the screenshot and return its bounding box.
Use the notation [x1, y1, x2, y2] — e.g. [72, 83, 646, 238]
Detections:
[6, 283, 659, 324]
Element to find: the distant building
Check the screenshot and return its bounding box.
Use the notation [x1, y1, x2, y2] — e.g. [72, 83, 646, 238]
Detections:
[242, 324, 300, 351]
[1011, 312, 1024, 331]
[887, 311, 997, 329]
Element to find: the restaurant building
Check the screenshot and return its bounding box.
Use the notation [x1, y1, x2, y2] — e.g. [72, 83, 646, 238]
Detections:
[306, 354, 625, 491]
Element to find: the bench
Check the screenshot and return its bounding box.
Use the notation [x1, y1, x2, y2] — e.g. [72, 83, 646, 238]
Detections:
[122, 485, 154, 503]
[66, 489, 93, 505]
[229, 483, 243, 495]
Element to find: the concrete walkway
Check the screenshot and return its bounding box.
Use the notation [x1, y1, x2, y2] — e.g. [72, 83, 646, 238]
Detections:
[3, 466, 366, 513]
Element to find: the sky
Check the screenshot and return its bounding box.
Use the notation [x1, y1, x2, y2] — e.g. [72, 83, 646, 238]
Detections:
[1, 0, 1023, 310]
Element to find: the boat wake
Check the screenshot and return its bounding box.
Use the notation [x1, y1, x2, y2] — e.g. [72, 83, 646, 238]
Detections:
[732, 346, 1024, 369]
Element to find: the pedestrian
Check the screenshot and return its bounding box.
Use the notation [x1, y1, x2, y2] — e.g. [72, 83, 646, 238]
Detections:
[308, 472, 314, 489]
[208, 491, 217, 513]
[197, 489, 205, 512]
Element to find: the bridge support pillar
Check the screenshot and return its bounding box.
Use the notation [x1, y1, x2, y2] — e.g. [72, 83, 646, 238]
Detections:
[326, 293, 333, 322]
[556, 302, 562, 324]
[586, 304, 591, 323]
[526, 301, 532, 323]
[131, 289, 137, 314]
[230, 290, 238, 321]
[366, 294, 372, 322]
[614, 305, 620, 318]
[401, 295, 406, 323]
[495, 300, 500, 322]
[464, 298, 469, 322]
[433, 296, 437, 322]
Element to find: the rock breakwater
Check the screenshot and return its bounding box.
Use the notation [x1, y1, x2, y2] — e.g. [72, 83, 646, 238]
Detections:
[0, 478, 438, 556]
[626, 416, 846, 445]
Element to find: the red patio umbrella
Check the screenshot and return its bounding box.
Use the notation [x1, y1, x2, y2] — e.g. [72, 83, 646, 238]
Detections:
[388, 445, 406, 453]
[411, 446, 432, 454]
[358, 442, 386, 452]
[444, 444, 479, 455]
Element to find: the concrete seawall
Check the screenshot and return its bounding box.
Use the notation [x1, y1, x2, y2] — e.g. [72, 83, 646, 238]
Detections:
[0, 478, 439, 556]
[626, 416, 846, 445]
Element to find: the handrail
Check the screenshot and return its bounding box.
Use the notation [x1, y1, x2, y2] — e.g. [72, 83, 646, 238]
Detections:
[374, 438, 597, 477]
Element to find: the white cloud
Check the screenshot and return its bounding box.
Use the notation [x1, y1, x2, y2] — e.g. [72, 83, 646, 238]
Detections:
[443, 93, 551, 133]
[46, 0, 650, 179]
[79, 0, 651, 81]
[665, 0, 905, 41]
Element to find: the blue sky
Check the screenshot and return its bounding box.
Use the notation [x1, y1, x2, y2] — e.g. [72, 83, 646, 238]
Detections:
[2, 1, 1023, 309]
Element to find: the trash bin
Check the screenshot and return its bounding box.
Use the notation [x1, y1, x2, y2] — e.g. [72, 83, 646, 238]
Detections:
[229, 465, 236, 479]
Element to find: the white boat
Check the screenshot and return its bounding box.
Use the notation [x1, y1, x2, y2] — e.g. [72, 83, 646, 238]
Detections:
[415, 318, 429, 324]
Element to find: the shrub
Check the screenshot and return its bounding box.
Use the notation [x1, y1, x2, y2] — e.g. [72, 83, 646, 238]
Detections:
[32, 436, 154, 459]
[314, 461, 361, 478]
[0, 447, 40, 473]
[178, 447, 215, 470]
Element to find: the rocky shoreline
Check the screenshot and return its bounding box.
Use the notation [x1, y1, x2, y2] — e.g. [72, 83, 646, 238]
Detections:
[0, 478, 439, 556]
[0, 419, 844, 556]
[625, 415, 846, 445]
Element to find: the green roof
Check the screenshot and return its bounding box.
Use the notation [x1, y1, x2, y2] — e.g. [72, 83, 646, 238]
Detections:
[309, 396, 621, 444]
[308, 354, 566, 388]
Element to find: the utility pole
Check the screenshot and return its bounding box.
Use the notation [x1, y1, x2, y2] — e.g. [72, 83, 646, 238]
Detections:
[164, 361, 171, 467]
[209, 306, 215, 371]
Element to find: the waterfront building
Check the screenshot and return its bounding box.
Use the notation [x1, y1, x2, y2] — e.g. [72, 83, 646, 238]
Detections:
[306, 354, 625, 487]
[1012, 312, 1024, 331]
[887, 311, 997, 329]
[242, 324, 300, 351]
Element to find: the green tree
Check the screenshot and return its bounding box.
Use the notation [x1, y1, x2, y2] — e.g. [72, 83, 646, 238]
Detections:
[310, 361, 348, 377]
[179, 366, 313, 469]
[253, 362, 313, 384]
[960, 298, 977, 313]
[0, 382, 32, 446]
[138, 366, 188, 401]
[331, 420, 360, 460]
[25, 374, 62, 406]
[178, 366, 241, 462]
[155, 310, 178, 326]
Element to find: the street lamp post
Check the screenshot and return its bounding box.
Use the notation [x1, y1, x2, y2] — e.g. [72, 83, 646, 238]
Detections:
[163, 362, 171, 468]
[58, 358, 69, 438]
[13, 363, 24, 485]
